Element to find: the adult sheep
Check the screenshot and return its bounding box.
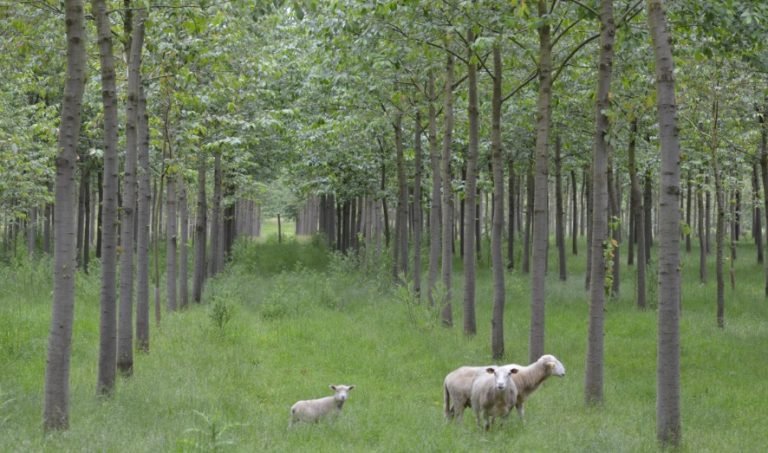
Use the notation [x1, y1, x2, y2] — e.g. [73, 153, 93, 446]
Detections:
[443, 354, 565, 422]
[289, 384, 355, 426]
[508, 354, 566, 419]
[470, 365, 519, 431]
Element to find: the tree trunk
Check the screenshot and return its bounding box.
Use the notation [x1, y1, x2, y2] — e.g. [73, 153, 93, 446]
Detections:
[585, 0, 614, 405]
[209, 152, 223, 276]
[193, 155, 207, 303]
[413, 112, 423, 298]
[685, 171, 692, 252]
[463, 25, 480, 337]
[166, 165, 177, 312]
[644, 171, 653, 262]
[697, 182, 707, 283]
[117, 12, 144, 376]
[93, 0, 120, 397]
[427, 72, 442, 306]
[393, 112, 408, 283]
[44, 0, 86, 431]
[608, 151, 620, 298]
[507, 161, 516, 269]
[555, 136, 566, 281]
[629, 117, 647, 309]
[530, 0, 552, 362]
[179, 177, 189, 309]
[441, 53, 455, 327]
[490, 44, 505, 359]
[711, 98, 725, 328]
[136, 82, 151, 352]
[522, 159, 534, 274]
[648, 0, 682, 445]
[571, 169, 578, 256]
[585, 166, 593, 290]
[753, 161, 763, 264]
[760, 105, 768, 296]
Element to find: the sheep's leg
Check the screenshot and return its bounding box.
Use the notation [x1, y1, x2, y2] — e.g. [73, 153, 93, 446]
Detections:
[516, 403, 525, 420]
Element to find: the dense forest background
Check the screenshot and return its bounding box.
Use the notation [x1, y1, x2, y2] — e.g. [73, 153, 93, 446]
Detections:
[1, 0, 767, 450]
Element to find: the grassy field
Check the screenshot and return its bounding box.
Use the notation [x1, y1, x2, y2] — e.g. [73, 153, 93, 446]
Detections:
[1, 237, 767, 452]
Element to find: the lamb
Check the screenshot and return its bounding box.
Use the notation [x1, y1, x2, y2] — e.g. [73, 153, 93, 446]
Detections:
[470, 365, 519, 431]
[507, 354, 566, 419]
[289, 384, 355, 425]
[443, 365, 488, 423]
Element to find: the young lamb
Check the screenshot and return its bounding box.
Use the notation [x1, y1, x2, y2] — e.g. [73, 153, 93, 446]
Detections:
[443, 365, 488, 423]
[289, 384, 355, 426]
[508, 354, 566, 419]
[470, 365, 519, 431]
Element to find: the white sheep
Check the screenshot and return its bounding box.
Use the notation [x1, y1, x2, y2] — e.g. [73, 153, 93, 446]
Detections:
[508, 354, 566, 419]
[470, 365, 519, 431]
[443, 365, 487, 423]
[289, 384, 355, 425]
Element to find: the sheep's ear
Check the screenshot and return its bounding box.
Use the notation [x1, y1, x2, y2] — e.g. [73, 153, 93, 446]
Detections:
[485, 367, 496, 374]
[349, 385, 355, 390]
[330, 385, 337, 391]
[508, 367, 519, 375]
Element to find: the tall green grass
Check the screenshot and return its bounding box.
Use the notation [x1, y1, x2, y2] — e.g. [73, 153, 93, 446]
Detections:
[0, 239, 766, 452]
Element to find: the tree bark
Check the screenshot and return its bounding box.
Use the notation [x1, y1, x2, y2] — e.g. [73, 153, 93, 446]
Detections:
[530, 0, 552, 362]
[463, 25, 480, 337]
[117, 11, 144, 376]
[413, 112, 423, 298]
[193, 155, 207, 303]
[629, 118, 647, 309]
[93, 0, 120, 397]
[753, 161, 763, 264]
[571, 169, 578, 256]
[209, 152, 223, 276]
[441, 53, 455, 327]
[522, 159, 534, 274]
[555, 136, 566, 281]
[585, 0, 614, 405]
[697, 182, 707, 283]
[507, 160, 516, 269]
[648, 0, 682, 445]
[490, 44, 505, 359]
[136, 82, 151, 351]
[44, 0, 86, 431]
[711, 98, 725, 328]
[179, 177, 189, 309]
[427, 72, 442, 306]
[393, 112, 408, 282]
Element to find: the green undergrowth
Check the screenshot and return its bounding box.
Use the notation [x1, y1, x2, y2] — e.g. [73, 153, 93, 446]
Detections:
[0, 240, 766, 452]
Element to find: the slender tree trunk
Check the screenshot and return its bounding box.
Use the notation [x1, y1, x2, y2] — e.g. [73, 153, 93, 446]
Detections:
[393, 112, 408, 283]
[166, 163, 177, 312]
[193, 155, 207, 303]
[93, 0, 120, 397]
[490, 44, 505, 359]
[608, 151, 621, 298]
[179, 177, 189, 309]
[82, 175, 90, 273]
[585, 0, 614, 405]
[753, 161, 763, 264]
[507, 160, 516, 269]
[685, 171, 692, 252]
[759, 105, 768, 296]
[522, 159, 534, 274]
[530, 0, 552, 362]
[413, 112, 423, 298]
[427, 73, 442, 306]
[555, 136, 566, 281]
[571, 170, 578, 256]
[117, 12, 144, 376]
[649, 0, 682, 445]
[644, 171, 653, 262]
[136, 82, 151, 351]
[629, 118, 647, 309]
[209, 152, 223, 276]
[697, 182, 707, 283]
[464, 26, 480, 337]
[585, 167, 593, 290]
[441, 53, 455, 327]
[44, 0, 86, 431]
[711, 98, 725, 328]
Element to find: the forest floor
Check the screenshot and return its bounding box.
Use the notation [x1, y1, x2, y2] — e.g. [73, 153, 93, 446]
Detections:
[1, 237, 767, 452]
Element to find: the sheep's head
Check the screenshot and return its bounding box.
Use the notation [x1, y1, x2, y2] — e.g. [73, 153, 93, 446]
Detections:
[485, 366, 518, 390]
[330, 384, 355, 402]
[541, 355, 566, 377]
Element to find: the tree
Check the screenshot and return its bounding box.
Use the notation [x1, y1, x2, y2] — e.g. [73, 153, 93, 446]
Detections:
[93, 0, 121, 397]
[648, 0, 682, 446]
[463, 20, 479, 337]
[529, 0, 553, 362]
[585, 0, 615, 406]
[440, 53, 455, 327]
[43, 0, 87, 431]
[490, 42, 505, 360]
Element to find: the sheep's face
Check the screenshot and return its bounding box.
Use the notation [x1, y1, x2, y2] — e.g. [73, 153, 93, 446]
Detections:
[542, 355, 566, 377]
[330, 385, 354, 402]
[486, 367, 517, 390]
